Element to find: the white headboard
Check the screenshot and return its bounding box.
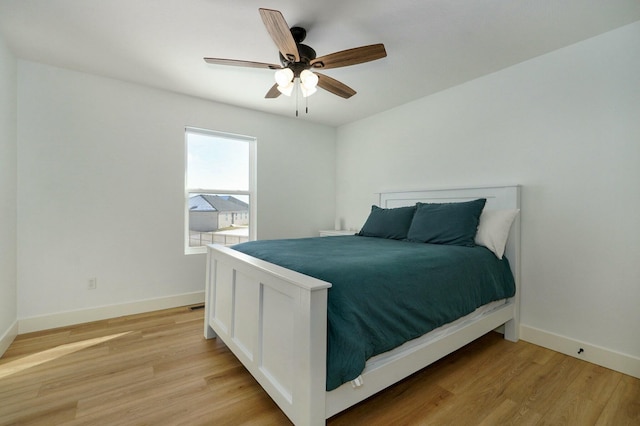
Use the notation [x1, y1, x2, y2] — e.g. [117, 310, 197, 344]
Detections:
[379, 185, 520, 211]
[377, 185, 521, 294]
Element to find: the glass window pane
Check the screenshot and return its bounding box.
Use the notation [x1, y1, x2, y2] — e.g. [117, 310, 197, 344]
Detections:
[188, 193, 250, 247]
[187, 132, 249, 191]
[185, 128, 255, 254]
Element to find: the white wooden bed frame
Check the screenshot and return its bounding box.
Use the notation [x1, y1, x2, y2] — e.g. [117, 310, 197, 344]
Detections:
[204, 185, 521, 425]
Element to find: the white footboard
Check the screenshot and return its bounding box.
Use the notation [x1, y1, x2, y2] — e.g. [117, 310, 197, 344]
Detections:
[204, 244, 331, 426]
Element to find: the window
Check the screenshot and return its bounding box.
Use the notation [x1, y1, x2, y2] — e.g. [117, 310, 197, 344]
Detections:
[185, 127, 256, 254]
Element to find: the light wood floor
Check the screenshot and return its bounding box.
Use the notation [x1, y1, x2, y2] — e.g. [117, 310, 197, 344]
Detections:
[1, 306, 638, 425]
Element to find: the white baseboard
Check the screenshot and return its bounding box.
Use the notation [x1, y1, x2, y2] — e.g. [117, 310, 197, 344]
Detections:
[0, 320, 19, 358]
[520, 324, 640, 379]
[18, 292, 205, 334]
[13, 301, 639, 381]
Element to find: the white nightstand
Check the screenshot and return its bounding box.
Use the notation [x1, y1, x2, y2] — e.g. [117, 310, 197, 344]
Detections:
[319, 230, 356, 237]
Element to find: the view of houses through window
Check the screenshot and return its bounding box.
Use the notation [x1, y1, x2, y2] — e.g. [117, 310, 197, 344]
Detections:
[185, 127, 256, 254]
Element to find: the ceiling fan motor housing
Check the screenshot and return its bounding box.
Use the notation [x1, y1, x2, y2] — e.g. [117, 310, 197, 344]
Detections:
[279, 27, 316, 76]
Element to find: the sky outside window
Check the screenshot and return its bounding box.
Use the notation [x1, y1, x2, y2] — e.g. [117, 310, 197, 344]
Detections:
[187, 132, 249, 191]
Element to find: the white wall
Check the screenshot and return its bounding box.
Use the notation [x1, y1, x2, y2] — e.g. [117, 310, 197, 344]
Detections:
[0, 33, 18, 353]
[16, 61, 335, 324]
[336, 22, 640, 366]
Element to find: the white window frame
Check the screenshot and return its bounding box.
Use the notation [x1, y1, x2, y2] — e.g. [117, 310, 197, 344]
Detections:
[184, 127, 257, 255]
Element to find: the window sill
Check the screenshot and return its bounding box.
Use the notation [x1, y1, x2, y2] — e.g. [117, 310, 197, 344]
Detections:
[185, 246, 207, 255]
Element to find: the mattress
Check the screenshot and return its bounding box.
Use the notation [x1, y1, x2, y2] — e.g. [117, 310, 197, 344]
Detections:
[364, 298, 508, 372]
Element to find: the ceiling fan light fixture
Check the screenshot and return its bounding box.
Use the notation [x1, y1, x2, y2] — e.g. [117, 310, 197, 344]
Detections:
[277, 81, 294, 96]
[274, 68, 294, 87]
[300, 84, 317, 98]
[300, 69, 319, 90]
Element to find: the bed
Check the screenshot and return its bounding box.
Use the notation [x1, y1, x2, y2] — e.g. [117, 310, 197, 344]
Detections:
[204, 185, 521, 425]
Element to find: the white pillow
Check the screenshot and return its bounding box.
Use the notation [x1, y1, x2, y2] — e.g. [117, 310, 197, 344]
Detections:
[475, 209, 520, 259]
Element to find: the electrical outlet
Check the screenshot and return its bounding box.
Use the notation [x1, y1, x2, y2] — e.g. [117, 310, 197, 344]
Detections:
[88, 278, 97, 290]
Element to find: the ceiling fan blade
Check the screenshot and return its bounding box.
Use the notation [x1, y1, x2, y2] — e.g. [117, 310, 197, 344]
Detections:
[310, 43, 387, 70]
[316, 73, 356, 99]
[259, 8, 300, 63]
[265, 84, 281, 98]
[204, 57, 281, 69]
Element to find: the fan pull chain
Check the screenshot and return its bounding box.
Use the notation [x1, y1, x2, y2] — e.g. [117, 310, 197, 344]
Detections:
[291, 78, 310, 117]
[295, 78, 299, 117]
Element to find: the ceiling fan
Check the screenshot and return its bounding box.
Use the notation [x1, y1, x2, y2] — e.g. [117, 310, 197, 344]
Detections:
[204, 8, 387, 102]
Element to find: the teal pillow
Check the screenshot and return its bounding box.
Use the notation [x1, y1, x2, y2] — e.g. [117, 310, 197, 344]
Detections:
[407, 198, 486, 246]
[357, 205, 416, 240]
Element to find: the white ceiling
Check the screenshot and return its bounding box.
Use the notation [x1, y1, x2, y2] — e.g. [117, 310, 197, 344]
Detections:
[1, 0, 639, 127]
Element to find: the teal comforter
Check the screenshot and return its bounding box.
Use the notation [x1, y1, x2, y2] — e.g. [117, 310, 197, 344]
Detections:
[232, 236, 515, 391]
